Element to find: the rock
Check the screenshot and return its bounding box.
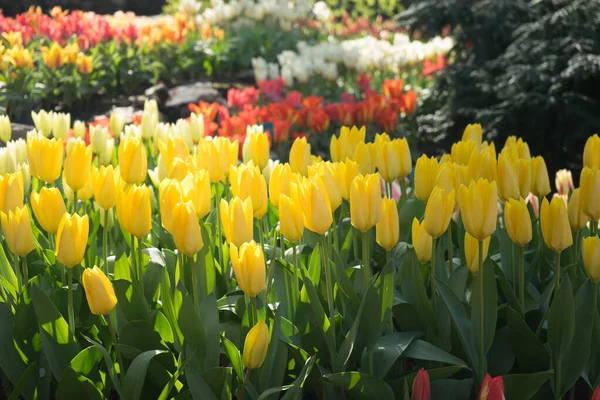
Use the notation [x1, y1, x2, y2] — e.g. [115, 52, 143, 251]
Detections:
[163, 82, 224, 120]
[145, 83, 169, 104]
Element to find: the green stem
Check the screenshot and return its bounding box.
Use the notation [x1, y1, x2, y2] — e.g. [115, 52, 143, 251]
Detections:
[130, 235, 135, 281]
[293, 243, 299, 323]
[251, 296, 258, 325]
[510, 241, 515, 290]
[137, 237, 144, 296]
[555, 251, 561, 291]
[478, 239, 485, 382]
[321, 234, 336, 360]
[362, 230, 370, 294]
[14, 255, 21, 296]
[264, 229, 276, 304]
[73, 190, 78, 214]
[332, 221, 339, 257]
[239, 368, 251, 400]
[519, 245, 525, 314]
[189, 255, 199, 314]
[103, 224, 108, 276]
[21, 257, 28, 289]
[107, 315, 125, 387]
[575, 230, 582, 267]
[431, 237, 437, 313]
[215, 185, 225, 277]
[67, 267, 75, 343]
[447, 222, 453, 274]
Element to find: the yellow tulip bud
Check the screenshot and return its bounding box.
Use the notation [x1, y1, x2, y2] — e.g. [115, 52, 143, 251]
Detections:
[269, 163, 292, 208]
[330, 126, 365, 163]
[436, 163, 459, 200]
[462, 123, 482, 145]
[504, 197, 532, 247]
[376, 197, 399, 251]
[56, 213, 89, 268]
[89, 125, 108, 155]
[1, 205, 36, 257]
[582, 236, 600, 283]
[110, 112, 126, 137]
[230, 240, 266, 297]
[73, 120, 86, 139]
[414, 155, 439, 203]
[159, 179, 184, 234]
[496, 153, 519, 201]
[168, 156, 194, 181]
[451, 140, 477, 166]
[91, 165, 124, 211]
[308, 162, 342, 212]
[0, 171, 23, 213]
[243, 321, 269, 369]
[423, 186, 455, 238]
[411, 218, 432, 264]
[31, 187, 67, 235]
[64, 140, 92, 192]
[26, 134, 63, 183]
[0, 115, 11, 143]
[31, 110, 52, 137]
[116, 185, 152, 239]
[376, 138, 412, 182]
[568, 189, 589, 231]
[583, 134, 600, 169]
[51, 112, 70, 140]
[279, 194, 304, 242]
[540, 197, 572, 253]
[350, 173, 382, 232]
[353, 142, 376, 175]
[531, 156, 550, 198]
[180, 170, 211, 219]
[292, 176, 332, 235]
[289, 137, 311, 176]
[230, 164, 268, 219]
[171, 201, 204, 256]
[464, 233, 490, 275]
[220, 197, 254, 247]
[468, 146, 497, 183]
[458, 179, 498, 240]
[158, 136, 190, 172]
[82, 266, 117, 315]
[118, 135, 147, 185]
[242, 127, 270, 170]
[580, 167, 600, 221]
[502, 136, 531, 162]
[336, 159, 359, 201]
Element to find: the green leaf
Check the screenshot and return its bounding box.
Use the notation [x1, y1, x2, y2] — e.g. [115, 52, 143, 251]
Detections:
[201, 367, 233, 400]
[502, 306, 550, 372]
[198, 293, 220, 371]
[143, 248, 166, 303]
[332, 248, 361, 314]
[403, 339, 470, 369]
[281, 356, 316, 400]
[185, 367, 219, 400]
[125, 350, 168, 400]
[0, 303, 28, 394]
[259, 308, 288, 394]
[197, 224, 216, 299]
[114, 279, 151, 322]
[430, 379, 474, 400]
[152, 311, 174, 345]
[493, 261, 522, 314]
[0, 244, 17, 289]
[322, 372, 394, 400]
[370, 332, 421, 378]
[222, 335, 243, 381]
[399, 198, 425, 243]
[503, 371, 553, 400]
[300, 245, 321, 302]
[70, 346, 102, 376]
[471, 259, 498, 358]
[55, 366, 104, 400]
[273, 259, 296, 322]
[160, 269, 183, 348]
[177, 295, 207, 369]
[120, 320, 167, 352]
[8, 361, 37, 400]
[82, 334, 124, 398]
[548, 277, 575, 367]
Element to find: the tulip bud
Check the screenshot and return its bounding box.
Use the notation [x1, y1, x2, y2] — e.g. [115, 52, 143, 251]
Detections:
[26, 134, 63, 183]
[568, 188, 589, 231]
[350, 173, 382, 232]
[462, 123, 482, 145]
[31, 110, 52, 137]
[1, 205, 36, 257]
[168, 157, 194, 181]
[7, 139, 27, 165]
[52, 112, 70, 140]
[592, 387, 600, 400]
[336, 159, 359, 201]
[496, 154, 518, 201]
[119, 135, 147, 185]
[376, 197, 399, 251]
[411, 368, 431, 400]
[0, 115, 11, 143]
[220, 197, 254, 247]
[91, 165, 124, 211]
[414, 155, 439, 203]
[289, 137, 311, 176]
[464, 232, 490, 275]
[230, 241, 266, 297]
[504, 197, 532, 247]
[73, 120, 86, 139]
[583, 134, 600, 169]
[116, 185, 152, 239]
[110, 111, 126, 137]
[292, 176, 332, 235]
[353, 142, 376, 175]
[308, 162, 342, 212]
[159, 136, 190, 172]
[468, 145, 497, 183]
[435, 163, 459, 207]
[17, 163, 30, 195]
[330, 126, 365, 163]
[478, 374, 504, 400]
[196, 138, 238, 183]
[82, 266, 117, 315]
[503, 136, 531, 161]
[451, 140, 477, 166]
[64, 139, 92, 192]
[376, 137, 412, 182]
[171, 201, 204, 256]
[99, 138, 115, 166]
[230, 164, 268, 219]
[423, 186, 455, 239]
[531, 156, 551, 198]
[189, 112, 204, 142]
[261, 159, 279, 183]
[458, 179, 498, 241]
[90, 125, 108, 155]
[582, 237, 600, 283]
[555, 169, 574, 196]
[540, 197, 572, 253]
[242, 126, 270, 170]
[279, 194, 304, 242]
[269, 163, 292, 208]
[31, 187, 67, 235]
[159, 179, 184, 234]
[141, 111, 158, 140]
[0, 148, 16, 175]
[180, 170, 211, 219]
[243, 321, 269, 369]
[0, 171, 24, 214]
[580, 167, 600, 221]
[412, 218, 432, 264]
[56, 213, 89, 268]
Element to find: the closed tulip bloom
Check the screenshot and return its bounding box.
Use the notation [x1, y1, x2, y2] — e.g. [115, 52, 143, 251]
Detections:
[279, 194, 304, 242]
[243, 321, 269, 369]
[289, 137, 311, 176]
[330, 126, 365, 162]
[502, 136, 531, 162]
[171, 201, 204, 256]
[31, 110, 52, 137]
[1, 206, 36, 257]
[478, 374, 504, 400]
[269, 163, 292, 208]
[465, 232, 490, 275]
[468, 146, 497, 183]
[230, 164, 268, 218]
[451, 140, 477, 166]
[412, 218, 432, 264]
[51, 112, 70, 140]
[220, 197, 254, 247]
[353, 142, 376, 175]
[119, 135, 147, 185]
[568, 188, 589, 231]
[110, 112, 126, 137]
[350, 173, 382, 232]
[91, 165, 124, 211]
[414, 155, 439, 203]
[531, 156, 551, 198]
[458, 179, 498, 240]
[504, 197, 532, 246]
[180, 171, 211, 219]
[497, 154, 519, 201]
[214, 137, 239, 181]
[582, 237, 600, 283]
[293, 177, 332, 235]
[376, 138, 412, 182]
[242, 128, 270, 170]
[159, 179, 184, 234]
[168, 156, 194, 181]
[158, 136, 190, 171]
[554, 169, 574, 196]
[411, 368, 431, 400]
[82, 266, 117, 315]
[0, 171, 24, 213]
[89, 125, 108, 155]
[376, 197, 399, 251]
[64, 140, 92, 192]
[436, 163, 459, 208]
[230, 241, 266, 297]
[423, 186, 455, 238]
[336, 159, 359, 201]
[580, 167, 600, 221]
[462, 123, 482, 145]
[26, 135, 63, 183]
[308, 162, 342, 212]
[0, 115, 11, 143]
[583, 134, 600, 169]
[540, 197, 572, 253]
[56, 213, 89, 268]
[116, 185, 152, 239]
[31, 187, 67, 235]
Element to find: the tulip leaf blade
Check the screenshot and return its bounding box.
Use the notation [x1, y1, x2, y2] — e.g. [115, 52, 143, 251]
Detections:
[55, 366, 103, 400]
[114, 279, 151, 322]
[0, 244, 17, 290]
[142, 247, 166, 303]
[160, 269, 183, 348]
[332, 248, 361, 314]
[177, 294, 208, 369]
[502, 305, 550, 372]
[198, 293, 220, 371]
[403, 339, 470, 369]
[197, 224, 216, 299]
[370, 331, 422, 378]
[493, 260, 522, 314]
[222, 335, 243, 381]
[503, 370, 554, 400]
[281, 355, 316, 400]
[81, 334, 124, 398]
[547, 276, 575, 371]
[321, 371, 394, 400]
[471, 258, 498, 359]
[259, 306, 288, 393]
[273, 259, 295, 321]
[124, 349, 168, 400]
[185, 366, 219, 400]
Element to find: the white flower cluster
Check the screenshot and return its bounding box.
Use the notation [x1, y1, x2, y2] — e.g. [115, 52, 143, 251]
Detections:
[252, 34, 454, 86]
[195, 0, 312, 26]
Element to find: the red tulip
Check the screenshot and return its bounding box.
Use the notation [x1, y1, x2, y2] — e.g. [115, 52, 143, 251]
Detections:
[592, 387, 600, 400]
[479, 374, 504, 400]
[411, 368, 430, 400]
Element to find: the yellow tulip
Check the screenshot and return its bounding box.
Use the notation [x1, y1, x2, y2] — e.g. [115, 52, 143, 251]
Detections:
[531, 156, 550, 198]
[230, 240, 266, 297]
[118, 135, 147, 185]
[540, 197, 572, 253]
[308, 162, 342, 212]
[353, 142, 376, 175]
[515, 158, 532, 199]
[230, 164, 268, 219]
[350, 173, 382, 232]
[292, 176, 332, 235]
[279, 194, 304, 242]
[91, 165, 124, 211]
[435, 163, 459, 201]
[462, 123, 482, 145]
[110, 112, 126, 138]
[330, 126, 365, 162]
[82, 266, 118, 315]
[451, 140, 477, 166]
[116, 185, 152, 239]
[583, 134, 600, 169]
[567, 189, 589, 231]
[220, 197, 254, 247]
[159, 179, 184, 234]
[336, 159, 359, 201]
[458, 179, 498, 240]
[376, 138, 412, 182]
[180, 170, 211, 219]
[63, 174, 93, 203]
[171, 201, 204, 256]
[454, 163, 470, 188]
[504, 197, 532, 246]
[289, 137, 311, 176]
[582, 237, 600, 283]
[0, 171, 23, 213]
[376, 197, 399, 251]
[580, 167, 600, 221]
[423, 186, 455, 238]
[496, 153, 519, 201]
[269, 163, 292, 208]
[63, 139, 92, 192]
[30, 187, 67, 235]
[158, 136, 190, 172]
[412, 218, 432, 264]
[243, 321, 269, 369]
[502, 136, 531, 162]
[468, 145, 497, 183]
[56, 213, 89, 268]
[242, 128, 270, 170]
[414, 155, 439, 203]
[168, 156, 194, 181]
[464, 233, 490, 275]
[26, 134, 63, 183]
[1, 205, 36, 257]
